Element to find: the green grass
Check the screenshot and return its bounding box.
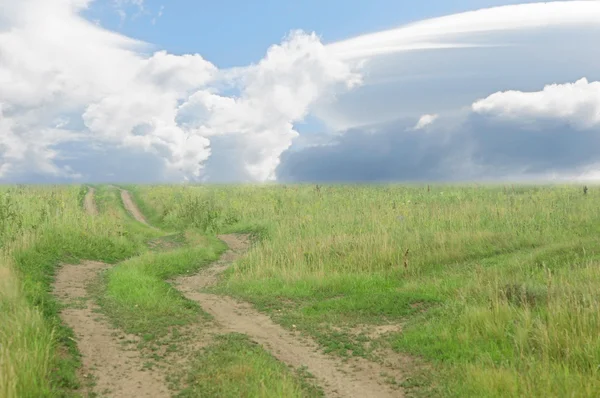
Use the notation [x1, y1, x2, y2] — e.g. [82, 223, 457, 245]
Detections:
[177, 333, 323, 398]
[2, 184, 323, 397]
[135, 183, 600, 397]
[96, 233, 226, 338]
[6, 183, 600, 397]
[0, 185, 155, 397]
[91, 188, 329, 397]
[0, 256, 56, 398]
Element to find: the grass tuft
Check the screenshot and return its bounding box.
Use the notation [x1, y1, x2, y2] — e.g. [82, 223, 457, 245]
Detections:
[177, 333, 323, 398]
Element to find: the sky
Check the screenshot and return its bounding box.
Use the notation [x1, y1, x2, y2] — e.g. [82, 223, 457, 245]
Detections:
[83, 0, 554, 67]
[1, 0, 600, 183]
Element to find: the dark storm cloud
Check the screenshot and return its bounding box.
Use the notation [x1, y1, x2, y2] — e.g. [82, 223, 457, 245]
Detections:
[316, 26, 600, 129]
[466, 114, 600, 175]
[277, 118, 470, 182]
[276, 113, 600, 182]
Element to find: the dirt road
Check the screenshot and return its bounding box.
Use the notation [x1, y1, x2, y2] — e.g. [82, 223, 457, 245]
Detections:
[54, 261, 170, 397]
[55, 188, 405, 397]
[120, 189, 149, 225]
[174, 234, 405, 398]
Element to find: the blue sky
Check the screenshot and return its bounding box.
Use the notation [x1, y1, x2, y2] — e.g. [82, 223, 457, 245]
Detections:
[2, 0, 600, 183]
[85, 0, 551, 67]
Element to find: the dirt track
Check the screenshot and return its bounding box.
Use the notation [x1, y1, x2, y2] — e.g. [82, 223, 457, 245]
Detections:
[56, 187, 405, 397]
[175, 234, 405, 398]
[84, 187, 98, 216]
[120, 189, 149, 225]
[54, 261, 170, 397]
[57, 188, 171, 397]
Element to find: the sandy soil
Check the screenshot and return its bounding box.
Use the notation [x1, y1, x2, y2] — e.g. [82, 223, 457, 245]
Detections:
[55, 188, 170, 397]
[53, 261, 170, 397]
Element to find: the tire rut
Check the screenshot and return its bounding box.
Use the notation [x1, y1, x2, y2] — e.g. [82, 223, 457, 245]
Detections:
[53, 261, 170, 397]
[173, 234, 406, 398]
[84, 187, 98, 216]
[120, 189, 151, 226]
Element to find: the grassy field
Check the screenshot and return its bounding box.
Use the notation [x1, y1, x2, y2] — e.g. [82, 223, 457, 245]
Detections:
[131, 184, 600, 397]
[0, 185, 153, 397]
[2, 183, 600, 397]
[0, 185, 321, 398]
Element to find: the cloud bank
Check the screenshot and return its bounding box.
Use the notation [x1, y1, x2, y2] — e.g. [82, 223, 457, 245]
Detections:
[2, 0, 600, 182]
[278, 79, 600, 182]
[318, 1, 600, 130]
[0, 0, 359, 182]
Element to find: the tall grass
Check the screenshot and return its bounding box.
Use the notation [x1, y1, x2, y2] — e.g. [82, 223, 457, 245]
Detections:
[0, 255, 55, 398]
[2, 184, 318, 397]
[0, 185, 156, 397]
[135, 185, 599, 276]
[136, 184, 600, 397]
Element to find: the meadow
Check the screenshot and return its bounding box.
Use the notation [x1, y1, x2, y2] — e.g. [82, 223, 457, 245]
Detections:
[131, 184, 600, 397]
[2, 183, 600, 397]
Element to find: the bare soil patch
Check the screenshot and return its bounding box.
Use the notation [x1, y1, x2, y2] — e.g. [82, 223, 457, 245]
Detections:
[173, 234, 406, 398]
[331, 324, 404, 340]
[53, 261, 170, 397]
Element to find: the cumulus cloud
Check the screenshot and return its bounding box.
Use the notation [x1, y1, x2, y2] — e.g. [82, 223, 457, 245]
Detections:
[174, 30, 361, 181]
[3, 0, 600, 183]
[472, 78, 600, 128]
[278, 78, 600, 182]
[0, 0, 359, 182]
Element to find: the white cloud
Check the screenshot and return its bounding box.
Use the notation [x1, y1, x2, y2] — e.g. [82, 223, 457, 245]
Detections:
[0, 0, 359, 182]
[327, 1, 600, 60]
[0, 110, 84, 179]
[176, 31, 361, 181]
[472, 78, 600, 128]
[3, 0, 600, 183]
[413, 114, 438, 130]
[317, 1, 600, 131]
